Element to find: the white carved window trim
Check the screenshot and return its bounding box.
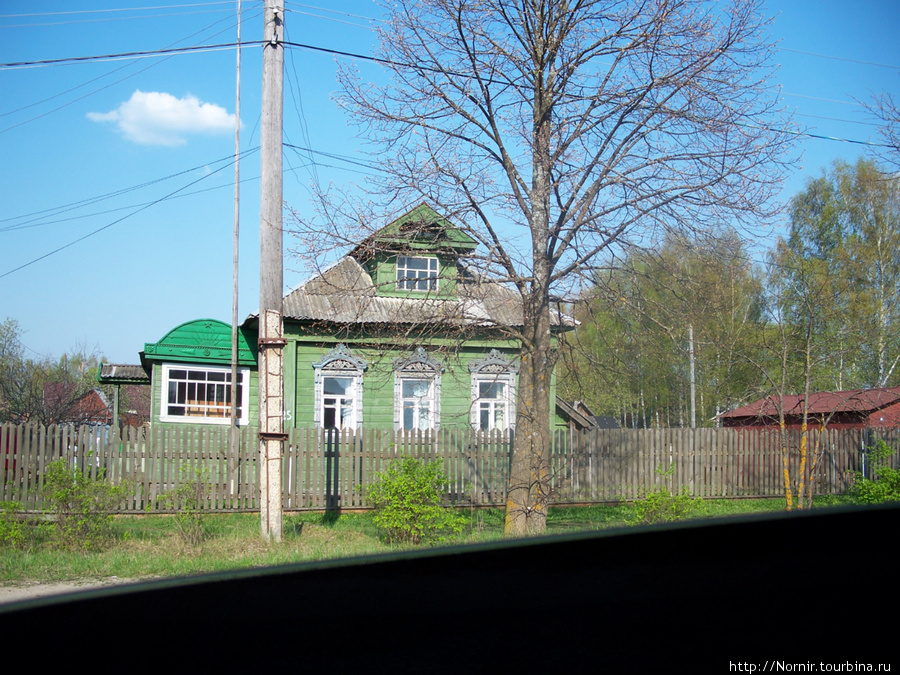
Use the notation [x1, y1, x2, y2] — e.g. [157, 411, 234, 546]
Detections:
[396, 255, 439, 292]
[160, 363, 250, 426]
[393, 348, 442, 431]
[469, 350, 518, 432]
[313, 344, 367, 430]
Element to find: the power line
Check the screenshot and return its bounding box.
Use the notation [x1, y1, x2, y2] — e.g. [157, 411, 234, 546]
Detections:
[1, 10, 259, 134]
[283, 143, 382, 172]
[0, 149, 258, 279]
[779, 47, 900, 71]
[0, 148, 258, 229]
[0, 3, 235, 19]
[0, 9, 237, 30]
[0, 42, 262, 70]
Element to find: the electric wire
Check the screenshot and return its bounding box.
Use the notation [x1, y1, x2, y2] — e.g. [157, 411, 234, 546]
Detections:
[0, 42, 262, 70]
[0, 3, 237, 19]
[0, 149, 255, 280]
[0, 147, 259, 230]
[1, 10, 260, 135]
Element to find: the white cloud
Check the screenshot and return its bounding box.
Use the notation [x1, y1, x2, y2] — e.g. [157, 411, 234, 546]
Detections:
[87, 90, 236, 146]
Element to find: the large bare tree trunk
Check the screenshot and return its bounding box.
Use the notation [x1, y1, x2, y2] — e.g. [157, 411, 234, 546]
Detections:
[506, 287, 556, 535]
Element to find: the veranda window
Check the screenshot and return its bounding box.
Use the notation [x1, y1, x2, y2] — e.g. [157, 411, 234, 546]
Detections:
[161, 365, 249, 425]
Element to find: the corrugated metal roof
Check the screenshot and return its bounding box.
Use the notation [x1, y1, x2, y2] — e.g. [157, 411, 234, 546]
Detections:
[283, 255, 568, 328]
[98, 364, 150, 383]
[721, 387, 900, 418]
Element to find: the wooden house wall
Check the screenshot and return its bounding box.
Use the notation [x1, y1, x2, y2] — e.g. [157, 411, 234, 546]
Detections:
[285, 337, 568, 430]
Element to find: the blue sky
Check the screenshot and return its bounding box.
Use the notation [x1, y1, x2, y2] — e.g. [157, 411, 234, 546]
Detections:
[1, 0, 898, 364]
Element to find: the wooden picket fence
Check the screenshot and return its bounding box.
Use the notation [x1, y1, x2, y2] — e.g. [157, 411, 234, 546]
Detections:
[0, 422, 892, 512]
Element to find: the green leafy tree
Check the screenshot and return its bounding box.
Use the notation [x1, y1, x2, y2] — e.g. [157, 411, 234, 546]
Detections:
[562, 231, 766, 427]
[771, 158, 900, 391]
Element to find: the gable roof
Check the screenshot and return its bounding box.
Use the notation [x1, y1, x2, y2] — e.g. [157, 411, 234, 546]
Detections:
[283, 255, 545, 327]
[350, 203, 478, 258]
[721, 387, 900, 420]
[282, 203, 573, 330]
[42, 384, 112, 425]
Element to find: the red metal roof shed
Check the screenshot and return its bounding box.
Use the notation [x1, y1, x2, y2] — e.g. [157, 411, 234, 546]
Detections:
[720, 387, 900, 430]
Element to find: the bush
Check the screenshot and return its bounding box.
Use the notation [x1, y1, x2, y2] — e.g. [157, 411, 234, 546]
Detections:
[0, 501, 27, 548]
[44, 456, 128, 551]
[852, 439, 900, 504]
[156, 465, 210, 547]
[364, 456, 466, 545]
[630, 465, 703, 525]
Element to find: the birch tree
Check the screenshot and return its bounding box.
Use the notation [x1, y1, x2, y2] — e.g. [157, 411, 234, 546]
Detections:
[774, 158, 900, 390]
[302, 0, 794, 535]
[562, 231, 765, 428]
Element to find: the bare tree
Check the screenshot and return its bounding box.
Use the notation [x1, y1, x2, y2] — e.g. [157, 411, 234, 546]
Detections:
[295, 0, 795, 535]
[863, 92, 900, 170]
[0, 319, 106, 425]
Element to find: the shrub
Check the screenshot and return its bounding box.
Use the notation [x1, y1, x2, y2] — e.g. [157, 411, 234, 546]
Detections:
[156, 465, 210, 547]
[364, 456, 466, 545]
[630, 465, 703, 525]
[44, 456, 128, 551]
[0, 501, 26, 548]
[852, 439, 900, 504]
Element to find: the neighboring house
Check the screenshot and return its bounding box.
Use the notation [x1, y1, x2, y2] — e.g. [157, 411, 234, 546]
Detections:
[140, 203, 583, 432]
[43, 383, 112, 426]
[720, 387, 900, 430]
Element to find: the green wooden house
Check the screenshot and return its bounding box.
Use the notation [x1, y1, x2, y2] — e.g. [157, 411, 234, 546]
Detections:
[141, 204, 584, 432]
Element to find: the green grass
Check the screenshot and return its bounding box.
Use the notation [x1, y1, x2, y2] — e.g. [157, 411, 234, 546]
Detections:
[0, 496, 856, 584]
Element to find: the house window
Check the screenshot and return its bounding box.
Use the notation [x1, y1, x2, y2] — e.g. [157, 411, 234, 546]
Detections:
[313, 344, 367, 430]
[321, 376, 357, 430]
[399, 377, 435, 431]
[396, 255, 438, 291]
[469, 350, 518, 432]
[393, 348, 442, 431]
[475, 379, 511, 431]
[161, 364, 249, 425]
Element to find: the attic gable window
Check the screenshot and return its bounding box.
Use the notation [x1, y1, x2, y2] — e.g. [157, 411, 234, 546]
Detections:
[396, 255, 438, 292]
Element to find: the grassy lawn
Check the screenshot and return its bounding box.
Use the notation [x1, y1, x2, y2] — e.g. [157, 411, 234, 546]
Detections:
[0, 496, 856, 584]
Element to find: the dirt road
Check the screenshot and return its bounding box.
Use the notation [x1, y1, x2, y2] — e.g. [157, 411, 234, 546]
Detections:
[0, 578, 140, 606]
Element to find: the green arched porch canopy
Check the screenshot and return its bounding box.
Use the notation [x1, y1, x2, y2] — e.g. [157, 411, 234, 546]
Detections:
[142, 319, 257, 366]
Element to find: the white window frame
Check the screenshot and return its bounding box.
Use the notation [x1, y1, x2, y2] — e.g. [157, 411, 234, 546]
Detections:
[160, 363, 250, 426]
[471, 374, 516, 432]
[313, 344, 367, 430]
[469, 350, 518, 432]
[393, 348, 442, 432]
[396, 255, 439, 292]
[318, 374, 359, 430]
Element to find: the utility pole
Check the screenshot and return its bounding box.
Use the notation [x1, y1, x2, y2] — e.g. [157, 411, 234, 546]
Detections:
[258, 0, 285, 542]
[229, 0, 242, 514]
[688, 323, 696, 429]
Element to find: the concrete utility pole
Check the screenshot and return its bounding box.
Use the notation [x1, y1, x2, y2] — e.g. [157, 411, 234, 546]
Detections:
[258, 0, 285, 542]
[229, 0, 242, 512]
[688, 323, 696, 429]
